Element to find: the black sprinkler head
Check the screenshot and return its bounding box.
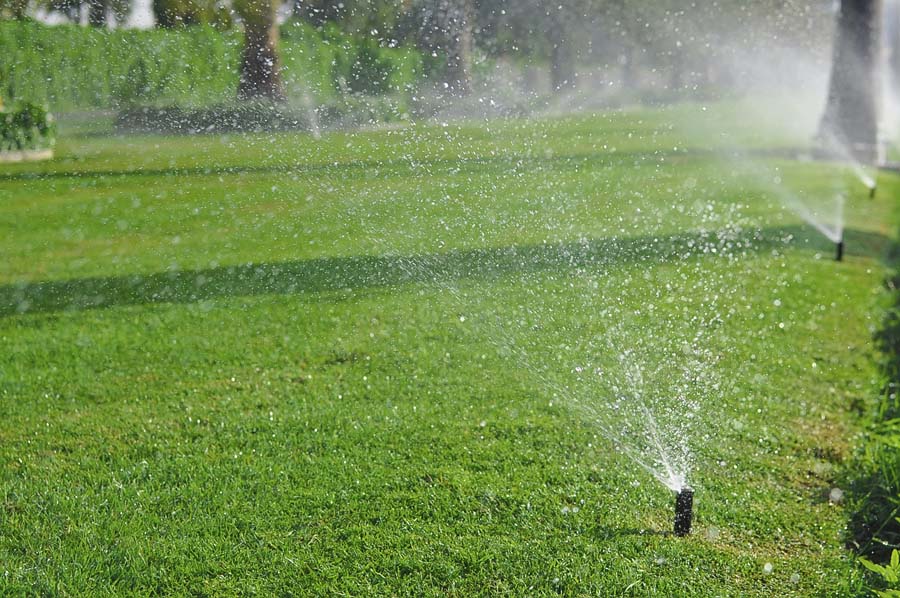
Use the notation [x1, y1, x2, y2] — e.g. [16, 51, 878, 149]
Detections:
[674, 487, 693, 537]
[835, 240, 844, 262]
[870, 185, 877, 199]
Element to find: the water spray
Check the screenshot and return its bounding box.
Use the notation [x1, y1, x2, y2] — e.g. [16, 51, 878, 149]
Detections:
[674, 487, 693, 536]
[835, 239, 844, 262]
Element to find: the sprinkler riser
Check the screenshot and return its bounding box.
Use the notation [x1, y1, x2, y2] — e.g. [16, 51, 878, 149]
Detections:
[870, 186, 877, 199]
[835, 240, 844, 262]
[674, 488, 693, 537]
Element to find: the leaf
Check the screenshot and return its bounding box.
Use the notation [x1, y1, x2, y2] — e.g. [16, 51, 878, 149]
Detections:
[892, 550, 899, 571]
[861, 557, 888, 576]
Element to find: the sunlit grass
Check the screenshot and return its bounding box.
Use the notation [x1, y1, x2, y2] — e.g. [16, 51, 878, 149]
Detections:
[0, 107, 897, 595]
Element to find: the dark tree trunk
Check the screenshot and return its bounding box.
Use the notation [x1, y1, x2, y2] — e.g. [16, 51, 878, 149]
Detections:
[440, 0, 473, 94]
[152, 0, 174, 28]
[64, 2, 80, 22]
[88, 0, 106, 26]
[548, 19, 576, 93]
[238, 13, 285, 101]
[9, 0, 28, 19]
[620, 45, 636, 90]
[887, 0, 900, 94]
[293, 0, 329, 25]
[818, 0, 883, 163]
[670, 50, 684, 93]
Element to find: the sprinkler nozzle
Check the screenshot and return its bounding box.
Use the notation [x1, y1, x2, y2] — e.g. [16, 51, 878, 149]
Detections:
[835, 240, 844, 262]
[674, 487, 693, 537]
[869, 185, 877, 199]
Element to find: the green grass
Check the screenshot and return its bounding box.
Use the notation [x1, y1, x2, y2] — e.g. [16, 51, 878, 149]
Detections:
[0, 104, 897, 596]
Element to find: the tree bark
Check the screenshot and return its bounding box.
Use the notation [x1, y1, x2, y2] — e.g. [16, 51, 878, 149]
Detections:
[440, 0, 473, 95]
[818, 0, 883, 163]
[237, 0, 284, 101]
[620, 45, 636, 90]
[887, 0, 900, 94]
[87, 0, 107, 27]
[548, 19, 576, 93]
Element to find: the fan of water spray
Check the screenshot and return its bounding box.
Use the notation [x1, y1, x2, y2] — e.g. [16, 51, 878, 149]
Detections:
[819, 130, 878, 194]
[363, 204, 751, 538]
[707, 147, 847, 257]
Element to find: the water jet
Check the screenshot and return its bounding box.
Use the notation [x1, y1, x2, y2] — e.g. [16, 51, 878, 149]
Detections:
[674, 487, 693, 536]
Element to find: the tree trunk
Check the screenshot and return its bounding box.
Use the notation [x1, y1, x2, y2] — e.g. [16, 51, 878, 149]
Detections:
[620, 45, 636, 90]
[818, 0, 883, 164]
[237, 0, 284, 101]
[9, 0, 28, 19]
[669, 49, 684, 93]
[549, 19, 576, 93]
[88, 0, 106, 27]
[441, 0, 473, 95]
[887, 0, 900, 94]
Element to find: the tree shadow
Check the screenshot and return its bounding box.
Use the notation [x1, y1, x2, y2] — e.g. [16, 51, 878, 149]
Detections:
[0, 225, 889, 319]
[0, 148, 712, 183]
[844, 234, 900, 560]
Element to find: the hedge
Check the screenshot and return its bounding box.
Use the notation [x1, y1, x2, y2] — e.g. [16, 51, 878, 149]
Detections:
[0, 20, 424, 111]
[0, 101, 55, 151]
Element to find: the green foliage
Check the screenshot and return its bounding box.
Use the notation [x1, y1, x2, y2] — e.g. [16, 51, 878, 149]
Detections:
[0, 0, 26, 19]
[152, 0, 231, 29]
[861, 547, 900, 597]
[0, 101, 55, 151]
[281, 21, 423, 99]
[849, 222, 900, 596]
[0, 21, 241, 110]
[0, 20, 424, 111]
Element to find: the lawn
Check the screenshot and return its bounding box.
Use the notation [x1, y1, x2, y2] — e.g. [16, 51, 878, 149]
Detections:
[0, 104, 897, 596]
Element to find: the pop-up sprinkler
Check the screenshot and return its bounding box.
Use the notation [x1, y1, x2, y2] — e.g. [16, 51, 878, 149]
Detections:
[674, 487, 693, 536]
[835, 239, 844, 262]
[869, 185, 877, 199]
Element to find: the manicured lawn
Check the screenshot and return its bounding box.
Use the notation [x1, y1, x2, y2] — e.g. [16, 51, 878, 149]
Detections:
[0, 105, 897, 595]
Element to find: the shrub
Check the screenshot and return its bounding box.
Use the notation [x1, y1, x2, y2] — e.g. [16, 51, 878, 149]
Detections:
[280, 21, 423, 100]
[0, 21, 425, 112]
[0, 101, 55, 152]
[0, 21, 241, 110]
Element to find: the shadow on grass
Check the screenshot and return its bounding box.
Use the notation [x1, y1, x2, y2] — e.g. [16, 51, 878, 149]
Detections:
[0, 149, 703, 183]
[845, 235, 900, 562]
[0, 225, 889, 319]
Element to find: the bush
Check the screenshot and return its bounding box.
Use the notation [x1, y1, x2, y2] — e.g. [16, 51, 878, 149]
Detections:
[0, 21, 241, 110]
[0, 21, 425, 112]
[280, 21, 423, 101]
[0, 101, 55, 152]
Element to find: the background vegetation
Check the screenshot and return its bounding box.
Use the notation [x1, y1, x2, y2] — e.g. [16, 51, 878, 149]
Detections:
[0, 20, 422, 111]
[0, 100, 55, 151]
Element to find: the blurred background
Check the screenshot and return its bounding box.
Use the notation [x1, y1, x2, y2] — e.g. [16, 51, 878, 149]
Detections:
[2, 0, 892, 135]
